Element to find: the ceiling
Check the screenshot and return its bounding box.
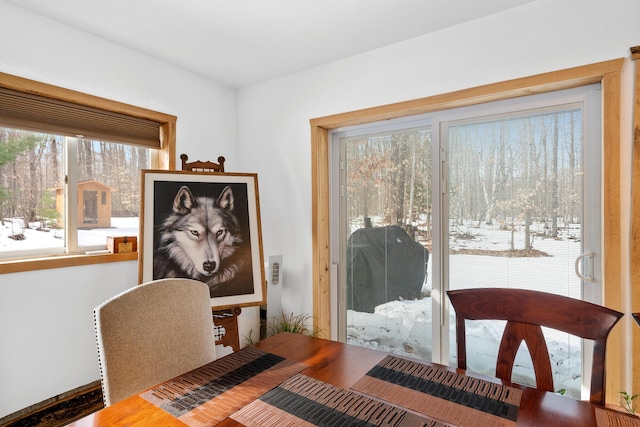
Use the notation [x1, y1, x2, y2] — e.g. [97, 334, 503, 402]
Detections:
[6, 0, 534, 88]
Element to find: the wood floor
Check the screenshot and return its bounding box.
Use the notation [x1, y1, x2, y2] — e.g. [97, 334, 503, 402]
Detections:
[0, 383, 103, 427]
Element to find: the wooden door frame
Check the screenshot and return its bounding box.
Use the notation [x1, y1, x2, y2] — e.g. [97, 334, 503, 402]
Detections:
[630, 46, 640, 399]
[310, 58, 629, 404]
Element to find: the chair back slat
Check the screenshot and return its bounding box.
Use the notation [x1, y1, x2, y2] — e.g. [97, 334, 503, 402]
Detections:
[496, 322, 553, 391]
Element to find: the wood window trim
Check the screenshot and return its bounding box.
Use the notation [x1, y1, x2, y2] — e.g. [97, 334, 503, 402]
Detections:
[630, 45, 640, 399]
[0, 72, 176, 274]
[310, 58, 627, 403]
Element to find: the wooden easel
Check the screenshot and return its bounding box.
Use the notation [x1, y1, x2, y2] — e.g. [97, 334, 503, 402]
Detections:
[211, 307, 242, 351]
[181, 153, 241, 352]
[180, 154, 225, 173]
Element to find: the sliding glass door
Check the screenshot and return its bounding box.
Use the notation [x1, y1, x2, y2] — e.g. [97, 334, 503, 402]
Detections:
[337, 122, 433, 359]
[332, 84, 601, 400]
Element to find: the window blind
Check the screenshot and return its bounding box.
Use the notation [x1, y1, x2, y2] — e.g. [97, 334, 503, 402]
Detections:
[0, 87, 161, 148]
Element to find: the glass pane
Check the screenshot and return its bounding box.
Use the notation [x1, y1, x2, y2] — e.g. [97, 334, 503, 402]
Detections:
[0, 128, 65, 256]
[343, 126, 433, 360]
[446, 106, 584, 398]
[76, 138, 150, 248]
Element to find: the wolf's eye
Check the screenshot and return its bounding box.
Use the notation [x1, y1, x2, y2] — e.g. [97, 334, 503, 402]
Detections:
[216, 229, 225, 238]
[190, 230, 200, 237]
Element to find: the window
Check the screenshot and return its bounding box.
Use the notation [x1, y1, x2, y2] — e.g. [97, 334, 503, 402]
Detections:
[334, 85, 601, 399]
[0, 129, 153, 257]
[0, 72, 176, 268]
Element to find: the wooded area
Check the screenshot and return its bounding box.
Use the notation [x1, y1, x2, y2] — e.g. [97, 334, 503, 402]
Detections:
[344, 108, 583, 251]
[345, 127, 432, 240]
[0, 127, 148, 235]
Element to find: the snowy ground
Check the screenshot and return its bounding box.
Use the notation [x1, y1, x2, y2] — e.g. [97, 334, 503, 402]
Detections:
[346, 223, 584, 398]
[0, 217, 139, 254]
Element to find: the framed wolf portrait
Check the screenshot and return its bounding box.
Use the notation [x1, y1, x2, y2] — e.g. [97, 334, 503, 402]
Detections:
[139, 170, 266, 309]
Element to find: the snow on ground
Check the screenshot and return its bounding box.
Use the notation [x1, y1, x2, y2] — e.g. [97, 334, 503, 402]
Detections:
[0, 217, 139, 253]
[347, 223, 584, 398]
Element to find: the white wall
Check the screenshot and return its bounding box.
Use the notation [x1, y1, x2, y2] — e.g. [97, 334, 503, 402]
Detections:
[0, 2, 241, 418]
[237, 0, 640, 320]
[1, 0, 639, 419]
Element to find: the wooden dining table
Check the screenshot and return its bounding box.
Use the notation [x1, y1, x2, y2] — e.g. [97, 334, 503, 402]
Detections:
[68, 332, 636, 427]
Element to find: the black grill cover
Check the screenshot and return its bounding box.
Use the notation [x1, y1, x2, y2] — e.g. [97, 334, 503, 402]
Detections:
[346, 225, 429, 313]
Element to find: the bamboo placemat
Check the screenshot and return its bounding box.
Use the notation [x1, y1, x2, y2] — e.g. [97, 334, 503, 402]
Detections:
[231, 373, 456, 426]
[351, 355, 521, 427]
[140, 347, 307, 427]
[595, 407, 640, 427]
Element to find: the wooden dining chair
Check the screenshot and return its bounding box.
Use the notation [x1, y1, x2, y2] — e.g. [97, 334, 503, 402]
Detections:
[447, 288, 623, 406]
[94, 278, 217, 405]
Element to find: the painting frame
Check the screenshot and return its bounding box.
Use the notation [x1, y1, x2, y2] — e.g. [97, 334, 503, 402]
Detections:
[139, 169, 266, 309]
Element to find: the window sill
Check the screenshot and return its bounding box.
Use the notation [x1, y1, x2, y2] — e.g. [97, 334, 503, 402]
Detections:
[0, 251, 138, 274]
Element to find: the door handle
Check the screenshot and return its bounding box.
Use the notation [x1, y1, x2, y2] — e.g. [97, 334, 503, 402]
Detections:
[575, 252, 594, 282]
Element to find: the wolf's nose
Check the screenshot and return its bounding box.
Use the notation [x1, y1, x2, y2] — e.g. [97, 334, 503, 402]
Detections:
[203, 261, 216, 272]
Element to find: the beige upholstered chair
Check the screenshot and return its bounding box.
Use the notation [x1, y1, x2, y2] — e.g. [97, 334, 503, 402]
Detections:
[94, 278, 217, 406]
